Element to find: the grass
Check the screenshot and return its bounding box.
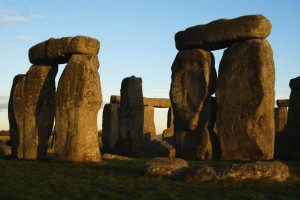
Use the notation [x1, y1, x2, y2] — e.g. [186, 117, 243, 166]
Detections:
[0, 158, 299, 200]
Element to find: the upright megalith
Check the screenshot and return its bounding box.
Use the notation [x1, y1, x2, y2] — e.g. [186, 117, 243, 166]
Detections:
[23, 64, 58, 159]
[55, 54, 102, 162]
[274, 106, 288, 158]
[216, 39, 275, 160]
[8, 74, 26, 159]
[102, 103, 120, 150]
[285, 77, 300, 155]
[170, 49, 217, 160]
[116, 76, 144, 153]
[163, 108, 174, 139]
[175, 15, 271, 51]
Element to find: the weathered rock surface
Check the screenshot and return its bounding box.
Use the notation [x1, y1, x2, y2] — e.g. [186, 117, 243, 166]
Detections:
[144, 157, 188, 176]
[22, 64, 58, 160]
[143, 106, 156, 141]
[277, 99, 289, 107]
[110, 95, 171, 108]
[55, 54, 102, 162]
[8, 74, 26, 159]
[116, 76, 144, 153]
[216, 39, 275, 160]
[102, 103, 120, 150]
[170, 49, 217, 160]
[189, 161, 290, 182]
[274, 107, 288, 158]
[102, 153, 132, 160]
[0, 145, 11, 157]
[29, 36, 100, 64]
[132, 139, 175, 158]
[175, 14, 271, 51]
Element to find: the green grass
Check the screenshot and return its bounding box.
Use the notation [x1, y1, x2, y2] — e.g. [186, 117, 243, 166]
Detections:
[0, 158, 299, 200]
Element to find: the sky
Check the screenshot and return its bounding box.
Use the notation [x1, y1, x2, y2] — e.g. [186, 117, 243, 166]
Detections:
[0, 0, 300, 133]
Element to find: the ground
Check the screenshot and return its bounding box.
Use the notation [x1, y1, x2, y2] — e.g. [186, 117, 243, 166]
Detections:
[0, 158, 299, 200]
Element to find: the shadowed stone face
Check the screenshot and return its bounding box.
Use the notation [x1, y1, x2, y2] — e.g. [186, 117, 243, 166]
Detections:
[117, 76, 144, 153]
[8, 74, 26, 159]
[175, 14, 271, 51]
[170, 49, 217, 160]
[102, 103, 120, 150]
[54, 54, 102, 162]
[216, 39, 275, 161]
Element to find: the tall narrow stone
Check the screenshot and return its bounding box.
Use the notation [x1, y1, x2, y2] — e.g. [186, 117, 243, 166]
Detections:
[216, 39, 275, 160]
[163, 107, 174, 139]
[102, 103, 120, 150]
[8, 74, 26, 159]
[55, 54, 102, 162]
[274, 107, 288, 158]
[143, 106, 156, 141]
[116, 76, 144, 153]
[170, 49, 217, 160]
[23, 65, 58, 159]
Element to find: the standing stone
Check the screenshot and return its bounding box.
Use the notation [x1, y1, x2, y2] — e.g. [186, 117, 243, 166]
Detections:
[55, 54, 102, 162]
[175, 15, 271, 51]
[116, 76, 144, 153]
[216, 39, 275, 160]
[102, 103, 120, 150]
[285, 77, 300, 154]
[170, 49, 217, 160]
[143, 106, 156, 141]
[23, 64, 58, 159]
[8, 75, 26, 158]
[274, 107, 288, 158]
[163, 107, 174, 139]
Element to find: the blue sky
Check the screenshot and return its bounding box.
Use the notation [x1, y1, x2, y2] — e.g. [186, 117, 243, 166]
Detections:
[0, 0, 299, 132]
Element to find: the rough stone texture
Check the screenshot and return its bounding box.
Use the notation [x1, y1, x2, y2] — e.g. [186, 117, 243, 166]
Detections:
[29, 36, 100, 64]
[170, 49, 217, 160]
[143, 106, 156, 141]
[132, 139, 175, 158]
[102, 103, 120, 150]
[116, 76, 144, 154]
[175, 14, 271, 51]
[0, 145, 11, 157]
[110, 95, 171, 108]
[284, 76, 300, 156]
[22, 64, 58, 160]
[54, 54, 102, 162]
[8, 74, 26, 159]
[216, 39, 275, 161]
[144, 157, 188, 176]
[102, 153, 132, 160]
[277, 99, 289, 107]
[275, 107, 288, 134]
[190, 161, 290, 182]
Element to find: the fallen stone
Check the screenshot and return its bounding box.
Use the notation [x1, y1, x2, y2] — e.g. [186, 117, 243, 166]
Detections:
[102, 103, 120, 150]
[29, 36, 100, 64]
[102, 153, 132, 160]
[22, 64, 58, 160]
[8, 74, 26, 159]
[190, 161, 290, 182]
[175, 14, 271, 51]
[216, 39, 275, 160]
[132, 139, 175, 158]
[110, 95, 171, 108]
[144, 157, 188, 176]
[277, 99, 289, 107]
[170, 49, 217, 160]
[0, 145, 11, 157]
[55, 54, 102, 162]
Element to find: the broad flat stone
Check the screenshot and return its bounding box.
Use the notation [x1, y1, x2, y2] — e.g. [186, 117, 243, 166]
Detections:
[216, 39, 275, 160]
[55, 54, 102, 162]
[110, 95, 171, 108]
[29, 36, 100, 64]
[175, 14, 271, 51]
